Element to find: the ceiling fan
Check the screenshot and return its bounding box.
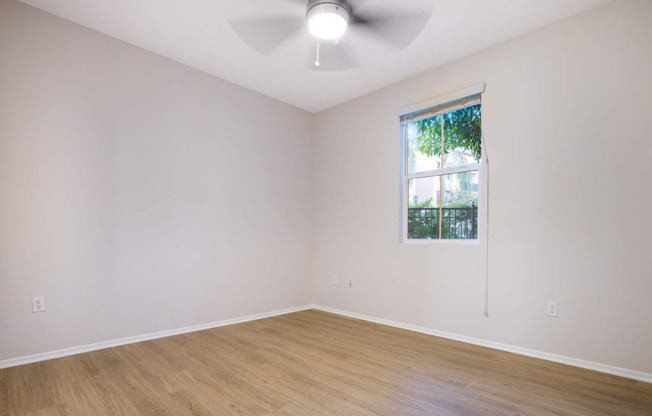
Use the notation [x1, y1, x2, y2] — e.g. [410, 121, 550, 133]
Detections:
[229, 0, 433, 71]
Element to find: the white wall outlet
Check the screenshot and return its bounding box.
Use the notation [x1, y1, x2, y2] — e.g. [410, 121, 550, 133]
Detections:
[547, 301, 558, 317]
[32, 296, 45, 313]
[331, 275, 338, 285]
[348, 280, 353, 288]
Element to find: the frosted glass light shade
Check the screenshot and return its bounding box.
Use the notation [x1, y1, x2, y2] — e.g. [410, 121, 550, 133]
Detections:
[307, 3, 349, 40]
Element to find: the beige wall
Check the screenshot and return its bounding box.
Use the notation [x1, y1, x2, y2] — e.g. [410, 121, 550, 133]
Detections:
[312, 0, 652, 374]
[0, 0, 313, 360]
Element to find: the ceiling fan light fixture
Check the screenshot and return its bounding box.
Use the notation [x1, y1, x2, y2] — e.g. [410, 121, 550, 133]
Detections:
[306, 1, 350, 40]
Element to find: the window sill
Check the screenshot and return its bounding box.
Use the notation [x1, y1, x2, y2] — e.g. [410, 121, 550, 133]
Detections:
[402, 238, 480, 246]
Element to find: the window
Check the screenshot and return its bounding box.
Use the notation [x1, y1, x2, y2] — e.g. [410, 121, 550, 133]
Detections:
[399, 87, 483, 241]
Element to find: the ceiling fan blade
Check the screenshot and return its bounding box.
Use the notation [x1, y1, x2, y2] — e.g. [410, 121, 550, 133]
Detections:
[230, 16, 305, 55]
[306, 41, 357, 71]
[349, 10, 432, 50]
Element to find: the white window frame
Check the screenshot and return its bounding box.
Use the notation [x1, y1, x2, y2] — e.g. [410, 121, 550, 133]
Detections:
[398, 83, 485, 244]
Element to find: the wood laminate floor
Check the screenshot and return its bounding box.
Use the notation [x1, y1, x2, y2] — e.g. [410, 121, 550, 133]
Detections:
[1, 310, 650, 415]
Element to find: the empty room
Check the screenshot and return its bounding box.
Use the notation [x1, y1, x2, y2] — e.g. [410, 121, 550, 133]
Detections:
[1, 0, 651, 414]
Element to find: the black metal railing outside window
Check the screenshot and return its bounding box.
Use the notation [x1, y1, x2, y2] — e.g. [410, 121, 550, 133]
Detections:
[407, 203, 477, 240]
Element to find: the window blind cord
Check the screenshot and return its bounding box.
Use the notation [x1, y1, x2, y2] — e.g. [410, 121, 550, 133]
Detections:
[482, 131, 490, 318]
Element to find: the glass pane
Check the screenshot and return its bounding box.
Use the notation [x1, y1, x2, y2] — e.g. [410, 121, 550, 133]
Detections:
[407, 176, 440, 239]
[407, 172, 478, 240]
[440, 171, 479, 239]
[407, 118, 442, 174]
[442, 104, 482, 169]
[406, 103, 481, 173]
[441, 171, 479, 206]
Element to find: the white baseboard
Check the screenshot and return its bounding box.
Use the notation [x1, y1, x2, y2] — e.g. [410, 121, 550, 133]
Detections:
[312, 304, 652, 384]
[0, 305, 312, 370]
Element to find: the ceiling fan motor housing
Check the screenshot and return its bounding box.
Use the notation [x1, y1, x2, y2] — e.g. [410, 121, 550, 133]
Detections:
[306, 0, 351, 15]
[306, 0, 351, 40]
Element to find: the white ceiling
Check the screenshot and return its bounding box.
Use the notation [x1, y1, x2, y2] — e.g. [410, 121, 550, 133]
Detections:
[18, 0, 610, 113]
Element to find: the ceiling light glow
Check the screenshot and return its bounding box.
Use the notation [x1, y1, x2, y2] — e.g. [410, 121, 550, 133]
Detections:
[307, 3, 349, 40]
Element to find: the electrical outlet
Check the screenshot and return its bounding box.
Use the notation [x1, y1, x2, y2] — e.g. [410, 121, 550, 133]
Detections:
[32, 296, 45, 313]
[331, 275, 338, 285]
[547, 301, 558, 317]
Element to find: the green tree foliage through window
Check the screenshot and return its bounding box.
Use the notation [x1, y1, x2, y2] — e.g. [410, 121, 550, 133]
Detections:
[415, 104, 482, 162]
